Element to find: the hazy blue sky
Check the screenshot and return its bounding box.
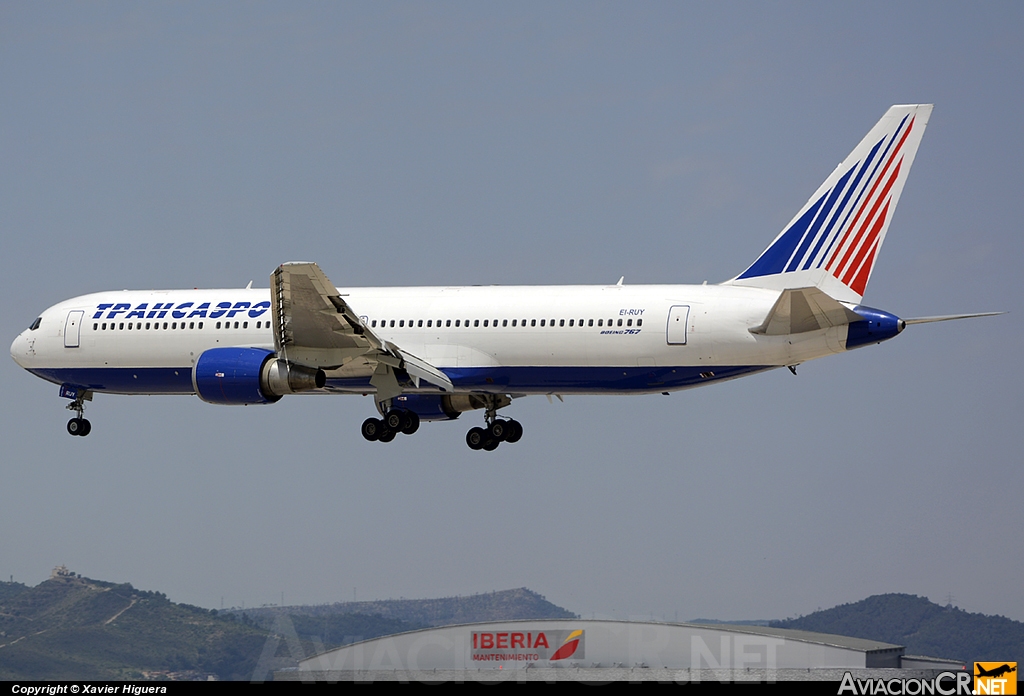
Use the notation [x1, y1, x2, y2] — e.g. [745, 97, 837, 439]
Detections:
[3, 3, 1021, 625]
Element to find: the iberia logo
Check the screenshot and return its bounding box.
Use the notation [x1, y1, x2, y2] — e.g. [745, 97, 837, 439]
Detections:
[470, 629, 585, 663]
[975, 662, 1017, 695]
[550, 630, 583, 661]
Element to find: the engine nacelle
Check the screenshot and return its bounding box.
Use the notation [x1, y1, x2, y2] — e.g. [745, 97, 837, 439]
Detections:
[391, 394, 511, 421]
[192, 347, 325, 405]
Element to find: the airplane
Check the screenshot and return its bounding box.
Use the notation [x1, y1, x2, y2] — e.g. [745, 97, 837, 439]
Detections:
[975, 664, 1017, 679]
[10, 104, 1001, 450]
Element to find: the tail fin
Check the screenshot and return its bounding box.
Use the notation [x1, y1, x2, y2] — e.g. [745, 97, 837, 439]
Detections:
[727, 104, 933, 303]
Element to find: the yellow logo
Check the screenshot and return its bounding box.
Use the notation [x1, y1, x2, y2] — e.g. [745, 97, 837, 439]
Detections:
[975, 662, 1017, 695]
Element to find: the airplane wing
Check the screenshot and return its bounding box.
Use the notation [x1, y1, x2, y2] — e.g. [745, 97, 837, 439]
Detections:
[270, 262, 454, 400]
[750, 287, 863, 335]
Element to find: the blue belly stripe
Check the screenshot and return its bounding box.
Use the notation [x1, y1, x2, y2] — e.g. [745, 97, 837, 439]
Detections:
[31, 364, 773, 397]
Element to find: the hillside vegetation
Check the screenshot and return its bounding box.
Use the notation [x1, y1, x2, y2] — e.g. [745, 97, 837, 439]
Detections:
[770, 594, 1024, 664]
[0, 575, 266, 680]
[237, 587, 577, 628]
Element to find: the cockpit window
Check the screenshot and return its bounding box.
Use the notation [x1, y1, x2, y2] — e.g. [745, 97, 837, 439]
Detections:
[29, 317, 41, 331]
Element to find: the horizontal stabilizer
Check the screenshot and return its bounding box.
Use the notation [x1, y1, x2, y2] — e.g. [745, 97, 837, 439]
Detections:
[751, 287, 862, 335]
[903, 312, 1005, 325]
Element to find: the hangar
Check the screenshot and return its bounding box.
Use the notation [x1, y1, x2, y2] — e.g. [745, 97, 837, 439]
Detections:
[282, 619, 964, 682]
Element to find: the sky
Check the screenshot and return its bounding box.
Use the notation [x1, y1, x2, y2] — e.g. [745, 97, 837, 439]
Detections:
[2, 3, 1022, 625]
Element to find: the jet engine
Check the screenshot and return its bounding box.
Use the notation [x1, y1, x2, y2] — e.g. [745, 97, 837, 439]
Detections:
[192, 347, 325, 405]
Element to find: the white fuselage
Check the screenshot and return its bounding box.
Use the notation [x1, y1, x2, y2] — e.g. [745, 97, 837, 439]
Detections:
[11, 283, 851, 397]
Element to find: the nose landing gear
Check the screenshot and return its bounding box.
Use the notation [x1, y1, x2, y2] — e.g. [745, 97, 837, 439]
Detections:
[65, 390, 92, 437]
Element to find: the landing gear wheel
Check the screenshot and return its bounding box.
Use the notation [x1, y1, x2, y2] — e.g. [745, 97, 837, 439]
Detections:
[361, 418, 383, 441]
[488, 420, 507, 441]
[79, 419, 91, 437]
[67, 418, 82, 436]
[466, 427, 485, 450]
[504, 419, 523, 443]
[400, 411, 420, 435]
[378, 429, 396, 443]
[482, 438, 500, 451]
[384, 410, 403, 430]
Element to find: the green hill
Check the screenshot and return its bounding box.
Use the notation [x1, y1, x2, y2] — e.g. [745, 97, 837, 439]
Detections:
[236, 587, 578, 628]
[0, 574, 266, 680]
[770, 594, 1024, 664]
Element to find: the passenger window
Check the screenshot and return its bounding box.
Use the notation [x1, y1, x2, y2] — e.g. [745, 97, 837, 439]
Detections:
[146, 323, 151, 330]
[242, 322, 247, 329]
[216, 322, 222, 329]
[198, 322, 204, 329]
[371, 320, 377, 327]
[128, 323, 132, 330]
[637, 319, 643, 326]
[598, 319, 603, 327]
[627, 319, 633, 326]
[390, 320, 395, 328]
[189, 322, 195, 329]
[119, 323, 125, 330]
[455, 320, 460, 327]
[588, 319, 594, 327]
[93, 323, 98, 330]
[427, 320, 432, 328]
[400, 320, 405, 327]
[568, 319, 573, 327]
[560, 319, 565, 327]
[474, 320, 479, 327]
[502, 319, 508, 327]
[418, 320, 423, 327]
[531, 319, 536, 327]
[483, 320, 488, 327]
[447, 320, 452, 327]
[102, 323, 107, 330]
[234, 322, 239, 329]
[540, 319, 545, 327]
[511, 319, 517, 327]
[617, 319, 623, 326]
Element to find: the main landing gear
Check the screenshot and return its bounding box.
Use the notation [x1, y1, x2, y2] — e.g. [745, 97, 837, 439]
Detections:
[359, 394, 524, 450]
[361, 408, 420, 443]
[465, 396, 522, 452]
[66, 392, 92, 437]
[465, 417, 522, 451]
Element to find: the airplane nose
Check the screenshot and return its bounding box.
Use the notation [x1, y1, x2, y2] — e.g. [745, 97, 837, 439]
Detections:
[10, 331, 29, 368]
